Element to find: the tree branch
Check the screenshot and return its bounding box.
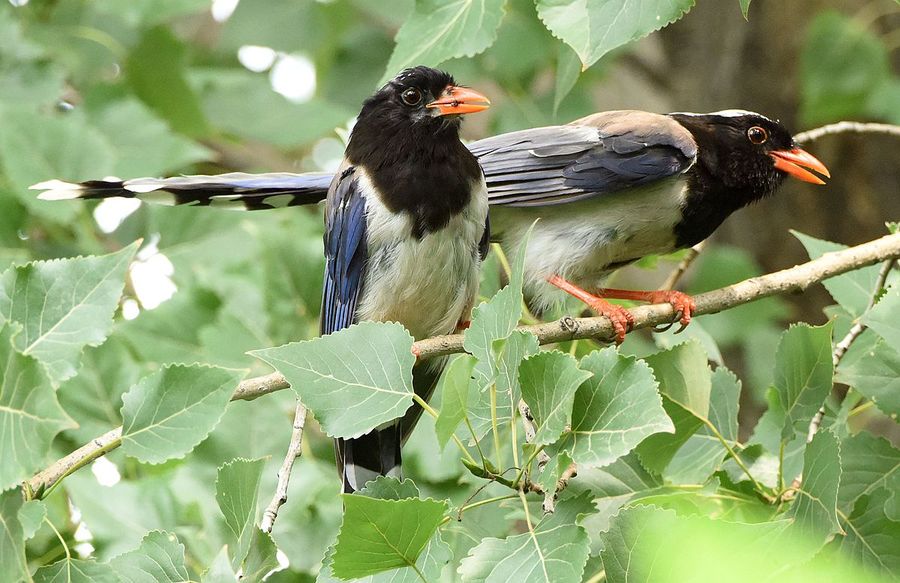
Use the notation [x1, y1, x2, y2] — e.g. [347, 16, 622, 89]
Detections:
[794, 121, 900, 144]
[660, 241, 707, 291]
[260, 401, 307, 533]
[26, 232, 900, 498]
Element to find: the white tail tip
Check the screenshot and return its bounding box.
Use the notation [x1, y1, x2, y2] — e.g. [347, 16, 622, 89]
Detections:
[32, 180, 83, 200]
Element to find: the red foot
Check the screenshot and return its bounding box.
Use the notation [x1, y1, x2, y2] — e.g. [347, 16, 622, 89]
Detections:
[595, 288, 696, 333]
[411, 345, 421, 359]
[547, 275, 634, 344]
[455, 320, 471, 332]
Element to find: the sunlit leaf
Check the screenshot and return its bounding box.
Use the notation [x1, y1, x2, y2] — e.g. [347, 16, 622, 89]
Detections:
[837, 333, 900, 418]
[535, 0, 695, 68]
[435, 355, 477, 449]
[863, 285, 900, 352]
[216, 457, 266, 569]
[0, 489, 27, 583]
[787, 430, 841, 545]
[0, 242, 138, 385]
[519, 351, 592, 446]
[0, 323, 75, 490]
[382, 0, 507, 84]
[331, 495, 448, 579]
[120, 364, 245, 463]
[251, 322, 416, 439]
[109, 530, 190, 582]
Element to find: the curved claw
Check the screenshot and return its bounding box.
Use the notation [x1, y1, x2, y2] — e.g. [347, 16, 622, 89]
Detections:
[652, 321, 676, 333]
[586, 299, 633, 345]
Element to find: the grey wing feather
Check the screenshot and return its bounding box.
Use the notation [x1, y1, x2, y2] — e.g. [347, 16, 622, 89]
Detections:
[470, 110, 698, 207]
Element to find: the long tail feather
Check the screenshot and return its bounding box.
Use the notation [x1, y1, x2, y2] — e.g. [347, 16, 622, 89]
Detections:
[335, 424, 402, 493]
[31, 172, 333, 210]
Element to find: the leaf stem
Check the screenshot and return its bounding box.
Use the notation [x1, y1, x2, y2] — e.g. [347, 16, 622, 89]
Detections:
[702, 419, 766, 494]
[512, 443, 546, 488]
[489, 384, 503, 470]
[440, 493, 519, 526]
[412, 394, 478, 467]
[44, 516, 70, 562]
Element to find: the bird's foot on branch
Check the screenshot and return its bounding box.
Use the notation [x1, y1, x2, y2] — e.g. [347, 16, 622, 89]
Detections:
[593, 288, 696, 334]
[547, 275, 634, 343]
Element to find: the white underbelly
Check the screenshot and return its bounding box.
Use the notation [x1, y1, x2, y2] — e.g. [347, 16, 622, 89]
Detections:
[492, 179, 687, 310]
[355, 172, 488, 340]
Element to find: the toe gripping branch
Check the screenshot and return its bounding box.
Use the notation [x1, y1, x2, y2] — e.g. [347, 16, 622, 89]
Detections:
[547, 276, 697, 343]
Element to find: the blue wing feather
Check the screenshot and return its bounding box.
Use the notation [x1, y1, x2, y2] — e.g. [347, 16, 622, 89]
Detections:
[321, 167, 368, 336]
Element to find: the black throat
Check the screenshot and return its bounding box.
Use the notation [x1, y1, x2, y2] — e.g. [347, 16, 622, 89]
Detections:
[670, 115, 786, 248]
[346, 115, 482, 239]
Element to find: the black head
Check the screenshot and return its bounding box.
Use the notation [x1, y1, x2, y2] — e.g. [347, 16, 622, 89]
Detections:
[347, 67, 490, 162]
[669, 110, 829, 204]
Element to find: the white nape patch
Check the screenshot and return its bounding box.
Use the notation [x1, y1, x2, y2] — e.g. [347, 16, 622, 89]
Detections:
[270, 53, 316, 103]
[131, 239, 177, 310]
[211, 0, 239, 22]
[673, 109, 767, 120]
[491, 179, 689, 312]
[354, 169, 489, 341]
[91, 457, 121, 487]
[94, 197, 141, 233]
[238, 45, 277, 72]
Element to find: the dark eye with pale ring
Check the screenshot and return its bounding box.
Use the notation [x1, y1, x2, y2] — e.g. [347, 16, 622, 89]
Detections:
[401, 88, 422, 106]
[747, 126, 768, 144]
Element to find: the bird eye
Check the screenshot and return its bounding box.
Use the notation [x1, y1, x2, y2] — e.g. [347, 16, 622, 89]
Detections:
[747, 126, 768, 144]
[401, 88, 422, 106]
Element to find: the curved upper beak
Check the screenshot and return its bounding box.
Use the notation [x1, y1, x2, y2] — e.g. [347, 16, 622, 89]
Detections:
[427, 86, 491, 116]
[769, 148, 830, 185]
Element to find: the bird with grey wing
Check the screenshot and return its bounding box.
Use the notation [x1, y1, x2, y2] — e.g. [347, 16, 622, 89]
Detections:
[35, 109, 828, 348]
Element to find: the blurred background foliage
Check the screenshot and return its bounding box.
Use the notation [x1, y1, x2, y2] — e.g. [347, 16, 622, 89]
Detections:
[0, 0, 897, 580]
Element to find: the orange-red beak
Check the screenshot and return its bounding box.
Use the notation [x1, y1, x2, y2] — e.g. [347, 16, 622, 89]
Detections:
[426, 86, 491, 116]
[769, 148, 830, 185]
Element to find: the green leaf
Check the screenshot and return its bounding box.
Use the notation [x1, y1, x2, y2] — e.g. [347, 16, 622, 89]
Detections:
[832, 487, 900, 577]
[88, 98, 212, 178]
[863, 285, 900, 352]
[0, 489, 27, 583]
[469, 330, 540, 440]
[837, 333, 900, 418]
[18, 500, 45, 540]
[331, 495, 448, 579]
[793, 231, 887, 317]
[0, 323, 75, 490]
[120, 364, 245, 463]
[463, 226, 531, 375]
[458, 496, 591, 583]
[381, 0, 507, 84]
[535, 0, 695, 68]
[598, 505, 678, 582]
[773, 322, 834, 441]
[553, 347, 673, 468]
[739, 0, 751, 18]
[661, 367, 741, 484]
[33, 559, 117, 583]
[126, 26, 209, 137]
[318, 531, 452, 583]
[202, 546, 237, 583]
[634, 341, 712, 476]
[358, 476, 421, 500]
[216, 457, 266, 569]
[109, 530, 190, 582]
[435, 355, 477, 449]
[251, 322, 416, 439]
[838, 431, 900, 514]
[801, 12, 891, 125]
[519, 351, 592, 446]
[0, 242, 138, 386]
[787, 430, 841, 545]
[644, 340, 711, 419]
[0, 106, 115, 223]
[554, 43, 582, 112]
[242, 529, 279, 583]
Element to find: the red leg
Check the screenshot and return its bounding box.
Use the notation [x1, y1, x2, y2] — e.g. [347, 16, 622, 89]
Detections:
[547, 275, 634, 344]
[455, 320, 471, 332]
[594, 288, 696, 331]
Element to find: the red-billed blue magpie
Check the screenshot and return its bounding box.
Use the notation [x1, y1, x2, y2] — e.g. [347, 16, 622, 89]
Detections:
[35, 109, 827, 347]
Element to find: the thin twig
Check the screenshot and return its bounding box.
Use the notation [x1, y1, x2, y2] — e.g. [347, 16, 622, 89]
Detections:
[660, 241, 707, 291]
[260, 401, 307, 533]
[542, 463, 578, 514]
[806, 258, 896, 442]
[794, 121, 900, 144]
[25, 233, 900, 497]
